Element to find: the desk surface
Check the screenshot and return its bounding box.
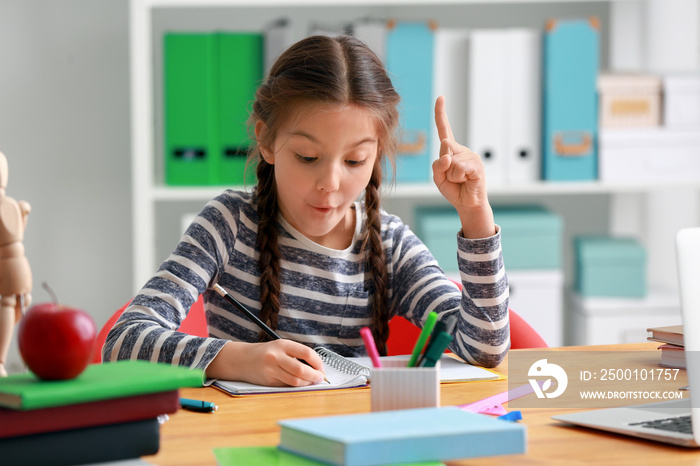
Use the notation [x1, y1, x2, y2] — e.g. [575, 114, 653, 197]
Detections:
[145, 343, 700, 465]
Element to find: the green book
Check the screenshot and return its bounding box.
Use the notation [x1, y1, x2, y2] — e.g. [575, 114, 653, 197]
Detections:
[0, 360, 203, 410]
[213, 446, 446, 466]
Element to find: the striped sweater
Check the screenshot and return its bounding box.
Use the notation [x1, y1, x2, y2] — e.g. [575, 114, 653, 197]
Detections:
[103, 190, 510, 370]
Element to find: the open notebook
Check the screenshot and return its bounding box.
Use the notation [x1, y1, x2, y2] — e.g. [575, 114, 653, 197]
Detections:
[208, 348, 370, 396]
[208, 348, 499, 396]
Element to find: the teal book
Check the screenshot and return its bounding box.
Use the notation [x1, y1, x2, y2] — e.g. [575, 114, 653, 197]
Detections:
[213, 446, 446, 466]
[278, 406, 526, 466]
[0, 360, 203, 410]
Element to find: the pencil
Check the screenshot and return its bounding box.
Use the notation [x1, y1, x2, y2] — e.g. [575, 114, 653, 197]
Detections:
[213, 283, 281, 340]
[212, 283, 328, 383]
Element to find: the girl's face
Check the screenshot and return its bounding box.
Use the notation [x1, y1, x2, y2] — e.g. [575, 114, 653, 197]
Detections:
[257, 104, 379, 249]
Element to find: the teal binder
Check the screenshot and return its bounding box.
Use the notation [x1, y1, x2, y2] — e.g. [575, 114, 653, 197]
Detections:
[386, 22, 434, 183]
[217, 33, 263, 186]
[542, 18, 600, 181]
[163, 33, 218, 186]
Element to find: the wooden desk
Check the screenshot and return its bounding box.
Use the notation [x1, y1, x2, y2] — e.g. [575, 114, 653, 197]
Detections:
[145, 343, 700, 465]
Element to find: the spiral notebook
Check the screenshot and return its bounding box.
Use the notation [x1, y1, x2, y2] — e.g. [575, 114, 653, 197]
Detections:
[208, 347, 371, 396]
[208, 348, 499, 396]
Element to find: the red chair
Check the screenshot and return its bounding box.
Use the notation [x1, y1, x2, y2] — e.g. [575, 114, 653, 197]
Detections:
[93, 295, 208, 363]
[95, 292, 547, 362]
[386, 308, 548, 356]
[386, 278, 548, 354]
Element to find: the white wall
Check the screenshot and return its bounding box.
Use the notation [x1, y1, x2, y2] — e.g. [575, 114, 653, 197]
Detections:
[0, 0, 698, 371]
[0, 0, 131, 372]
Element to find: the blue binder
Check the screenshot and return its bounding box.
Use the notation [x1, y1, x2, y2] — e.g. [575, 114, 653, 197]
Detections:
[542, 18, 600, 181]
[386, 22, 434, 183]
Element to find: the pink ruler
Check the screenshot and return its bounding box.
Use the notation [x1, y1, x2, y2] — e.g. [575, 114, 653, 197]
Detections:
[458, 381, 541, 415]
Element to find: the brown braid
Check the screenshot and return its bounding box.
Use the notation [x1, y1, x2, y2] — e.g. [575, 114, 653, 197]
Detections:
[254, 159, 281, 341]
[246, 34, 400, 349]
[363, 163, 390, 355]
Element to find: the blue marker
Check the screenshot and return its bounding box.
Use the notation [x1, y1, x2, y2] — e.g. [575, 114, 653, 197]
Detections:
[180, 397, 218, 413]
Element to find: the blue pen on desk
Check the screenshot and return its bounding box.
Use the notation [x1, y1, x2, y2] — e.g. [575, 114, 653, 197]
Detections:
[180, 397, 218, 413]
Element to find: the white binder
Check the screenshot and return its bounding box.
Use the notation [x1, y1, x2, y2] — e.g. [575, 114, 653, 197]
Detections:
[431, 27, 470, 164]
[467, 30, 508, 185]
[505, 28, 541, 183]
[264, 18, 294, 75]
[350, 18, 388, 64]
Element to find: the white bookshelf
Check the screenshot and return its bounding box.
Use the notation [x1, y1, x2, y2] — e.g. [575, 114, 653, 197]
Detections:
[129, 0, 700, 345]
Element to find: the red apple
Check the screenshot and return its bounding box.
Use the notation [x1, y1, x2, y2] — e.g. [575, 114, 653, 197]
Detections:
[18, 302, 97, 380]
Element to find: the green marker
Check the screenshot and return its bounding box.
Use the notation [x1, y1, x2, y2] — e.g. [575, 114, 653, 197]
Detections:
[407, 311, 439, 367]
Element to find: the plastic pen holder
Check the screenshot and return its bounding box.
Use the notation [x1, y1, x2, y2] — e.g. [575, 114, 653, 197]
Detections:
[370, 358, 440, 412]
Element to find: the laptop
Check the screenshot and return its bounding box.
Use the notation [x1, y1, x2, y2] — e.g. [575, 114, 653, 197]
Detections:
[552, 227, 700, 447]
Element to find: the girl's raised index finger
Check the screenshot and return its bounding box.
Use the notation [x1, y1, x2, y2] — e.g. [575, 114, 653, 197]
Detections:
[434, 95, 455, 142]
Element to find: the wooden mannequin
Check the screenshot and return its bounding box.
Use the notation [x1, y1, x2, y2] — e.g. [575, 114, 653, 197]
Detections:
[0, 151, 32, 377]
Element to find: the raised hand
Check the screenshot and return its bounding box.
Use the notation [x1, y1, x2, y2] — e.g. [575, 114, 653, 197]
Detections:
[432, 96, 496, 239]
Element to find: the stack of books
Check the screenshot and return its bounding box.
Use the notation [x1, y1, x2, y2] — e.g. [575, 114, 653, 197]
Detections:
[213, 406, 526, 466]
[0, 360, 203, 466]
[647, 324, 685, 369]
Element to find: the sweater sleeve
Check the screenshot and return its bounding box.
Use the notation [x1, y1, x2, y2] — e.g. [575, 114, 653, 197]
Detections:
[390, 223, 509, 368]
[101, 193, 237, 371]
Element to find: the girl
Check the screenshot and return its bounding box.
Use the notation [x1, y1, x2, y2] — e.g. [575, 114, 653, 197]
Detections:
[103, 35, 509, 387]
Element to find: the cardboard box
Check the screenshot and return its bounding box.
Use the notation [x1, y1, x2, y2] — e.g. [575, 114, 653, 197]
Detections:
[494, 206, 564, 269]
[598, 73, 661, 128]
[663, 74, 700, 130]
[415, 205, 564, 273]
[575, 236, 646, 298]
[599, 128, 700, 182]
[566, 290, 680, 346]
[414, 207, 461, 273]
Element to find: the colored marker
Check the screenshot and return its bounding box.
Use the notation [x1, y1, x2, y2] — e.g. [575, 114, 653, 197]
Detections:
[419, 331, 453, 368]
[360, 327, 382, 368]
[180, 397, 218, 413]
[407, 311, 438, 367]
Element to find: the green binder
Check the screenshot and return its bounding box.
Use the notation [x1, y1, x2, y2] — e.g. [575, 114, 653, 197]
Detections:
[217, 33, 262, 186]
[163, 33, 218, 186]
[163, 32, 262, 186]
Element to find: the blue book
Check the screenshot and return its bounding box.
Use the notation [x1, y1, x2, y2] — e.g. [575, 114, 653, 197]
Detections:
[278, 406, 526, 466]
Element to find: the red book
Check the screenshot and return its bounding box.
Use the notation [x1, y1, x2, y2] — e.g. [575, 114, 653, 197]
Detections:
[0, 389, 179, 439]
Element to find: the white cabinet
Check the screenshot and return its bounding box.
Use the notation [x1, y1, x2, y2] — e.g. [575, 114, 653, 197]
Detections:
[129, 0, 700, 346]
[508, 270, 564, 347]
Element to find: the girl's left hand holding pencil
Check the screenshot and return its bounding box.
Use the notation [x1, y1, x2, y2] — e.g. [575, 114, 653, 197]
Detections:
[432, 96, 496, 240]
